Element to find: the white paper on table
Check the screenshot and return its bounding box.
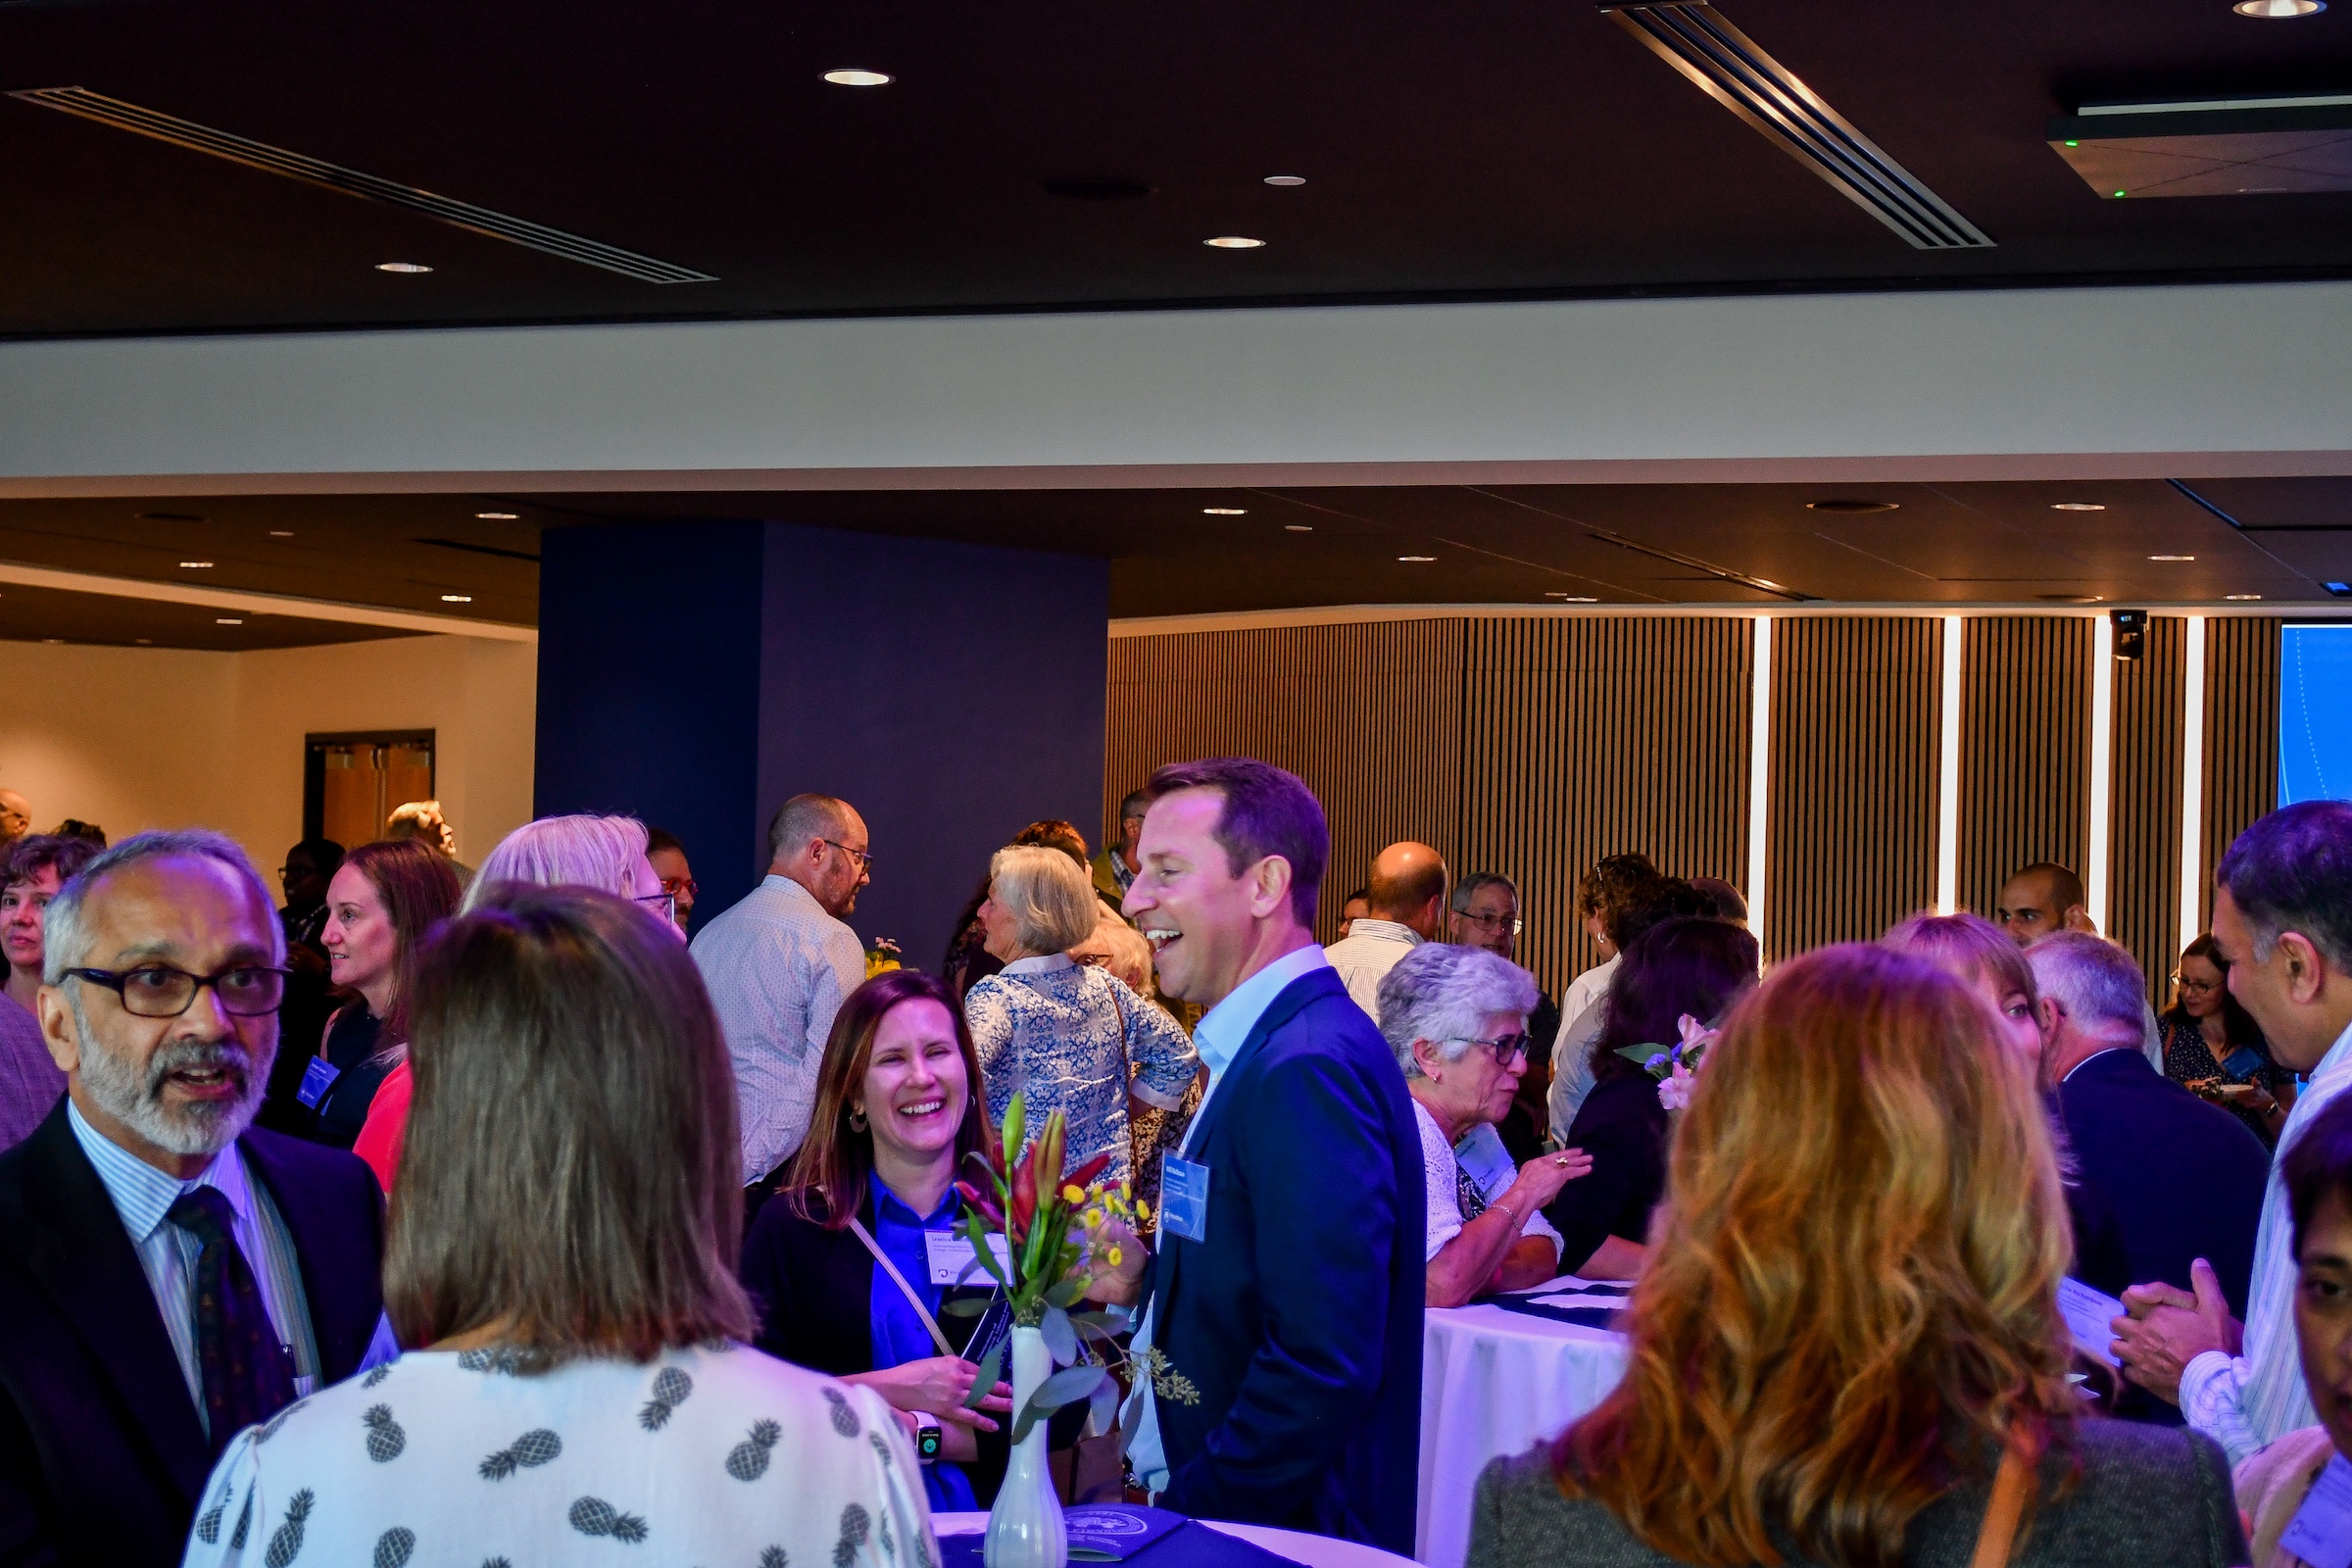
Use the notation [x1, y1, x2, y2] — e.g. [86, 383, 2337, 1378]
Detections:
[2056, 1277, 2124, 1367]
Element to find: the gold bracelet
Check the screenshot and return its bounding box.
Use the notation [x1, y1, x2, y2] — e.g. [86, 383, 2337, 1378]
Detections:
[1490, 1197, 1522, 1228]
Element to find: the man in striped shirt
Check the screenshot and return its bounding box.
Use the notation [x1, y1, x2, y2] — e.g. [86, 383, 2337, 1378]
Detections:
[2113, 801, 2352, 1460]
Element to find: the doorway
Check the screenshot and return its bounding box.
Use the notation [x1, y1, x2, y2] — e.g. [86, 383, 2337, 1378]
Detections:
[304, 731, 436, 851]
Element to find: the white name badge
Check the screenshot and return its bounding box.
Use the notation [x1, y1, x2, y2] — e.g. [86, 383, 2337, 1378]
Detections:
[922, 1230, 1014, 1287]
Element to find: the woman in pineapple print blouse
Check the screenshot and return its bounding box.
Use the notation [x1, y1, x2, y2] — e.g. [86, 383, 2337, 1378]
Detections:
[179, 885, 930, 1568]
[961, 846, 1199, 1187]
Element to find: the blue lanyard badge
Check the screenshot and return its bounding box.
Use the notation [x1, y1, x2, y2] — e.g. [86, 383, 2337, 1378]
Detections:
[295, 1055, 341, 1109]
[1159, 1153, 1209, 1244]
[2282, 1452, 2352, 1568]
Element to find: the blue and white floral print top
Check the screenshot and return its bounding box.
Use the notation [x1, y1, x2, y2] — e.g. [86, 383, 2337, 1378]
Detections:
[178, 1343, 930, 1568]
[962, 955, 1200, 1187]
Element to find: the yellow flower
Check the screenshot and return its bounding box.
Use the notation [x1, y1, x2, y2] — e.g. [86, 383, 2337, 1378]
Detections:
[1061, 1184, 1084, 1204]
[1104, 1247, 1123, 1267]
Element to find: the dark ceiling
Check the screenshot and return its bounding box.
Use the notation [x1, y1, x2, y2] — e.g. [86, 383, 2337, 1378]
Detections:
[5, 475, 2348, 648]
[4, 0, 2352, 337]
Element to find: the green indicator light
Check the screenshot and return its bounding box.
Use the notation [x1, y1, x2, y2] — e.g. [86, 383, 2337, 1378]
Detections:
[2114, 188, 2127, 197]
[2065, 139, 2080, 147]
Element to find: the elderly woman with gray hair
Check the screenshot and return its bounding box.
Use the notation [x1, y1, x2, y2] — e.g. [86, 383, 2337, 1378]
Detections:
[962, 845, 1199, 1186]
[1378, 943, 1593, 1306]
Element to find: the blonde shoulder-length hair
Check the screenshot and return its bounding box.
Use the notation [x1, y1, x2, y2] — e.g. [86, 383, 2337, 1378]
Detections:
[1556, 943, 2078, 1568]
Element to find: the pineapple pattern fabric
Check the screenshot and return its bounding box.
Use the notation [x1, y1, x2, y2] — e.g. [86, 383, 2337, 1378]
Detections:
[177, 1344, 930, 1568]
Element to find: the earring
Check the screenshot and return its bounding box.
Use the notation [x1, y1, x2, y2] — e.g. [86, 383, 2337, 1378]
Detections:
[848, 1106, 868, 1132]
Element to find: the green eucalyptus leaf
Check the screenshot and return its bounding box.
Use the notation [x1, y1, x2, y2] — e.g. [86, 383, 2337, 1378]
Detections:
[1040, 1305, 1078, 1367]
[961, 1340, 1004, 1411]
[940, 1298, 989, 1318]
[1009, 1364, 1107, 1445]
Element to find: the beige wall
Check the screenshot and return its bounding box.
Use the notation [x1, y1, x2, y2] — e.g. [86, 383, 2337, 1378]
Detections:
[0, 634, 536, 877]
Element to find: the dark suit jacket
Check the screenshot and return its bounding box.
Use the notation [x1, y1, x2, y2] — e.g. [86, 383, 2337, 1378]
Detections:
[1144, 965, 1424, 1552]
[0, 1101, 385, 1568]
[2058, 1048, 2272, 1317]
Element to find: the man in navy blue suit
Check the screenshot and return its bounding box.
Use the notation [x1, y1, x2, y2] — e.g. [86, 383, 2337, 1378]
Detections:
[2032, 932, 2269, 1406]
[1111, 758, 1424, 1550]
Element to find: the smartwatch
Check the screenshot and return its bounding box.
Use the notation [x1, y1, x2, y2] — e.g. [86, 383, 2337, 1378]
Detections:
[911, 1410, 943, 1463]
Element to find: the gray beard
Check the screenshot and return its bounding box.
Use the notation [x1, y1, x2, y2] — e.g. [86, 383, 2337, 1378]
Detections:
[72, 1002, 272, 1157]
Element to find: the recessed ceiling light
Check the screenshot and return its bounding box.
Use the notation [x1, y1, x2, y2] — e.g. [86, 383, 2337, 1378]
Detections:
[2234, 0, 2324, 16]
[135, 638, 152, 645]
[1284, 524, 1313, 532]
[1398, 555, 1437, 563]
[823, 69, 892, 86]
[1805, 499, 1899, 514]
[1202, 507, 1248, 515]
[2038, 593, 2104, 603]
[1204, 235, 1266, 248]
[2226, 593, 2264, 600]
[375, 261, 432, 273]
[1546, 593, 1599, 602]
[475, 511, 518, 519]
[2052, 502, 2107, 512]
[41, 638, 64, 645]
[179, 561, 214, 569]
[215, 617, 243, 625]
[440, 594, 474, 603]
[1263, 174, 1306, 186]
[269, 529, 295, 538]
[2148, 554, 2197, 562]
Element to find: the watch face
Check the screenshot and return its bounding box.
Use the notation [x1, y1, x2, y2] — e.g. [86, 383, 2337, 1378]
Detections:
[917, 1423, 943, 1460]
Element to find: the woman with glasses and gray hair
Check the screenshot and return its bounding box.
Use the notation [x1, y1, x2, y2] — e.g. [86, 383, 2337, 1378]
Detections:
[1377, 943, 1593, 1306]
[962, 845, 1199, 1186]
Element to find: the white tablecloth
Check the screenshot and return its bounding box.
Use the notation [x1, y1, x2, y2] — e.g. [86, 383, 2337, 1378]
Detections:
[932, 1513, 1416, 1568]
[1415, 1296, 1629, 1568]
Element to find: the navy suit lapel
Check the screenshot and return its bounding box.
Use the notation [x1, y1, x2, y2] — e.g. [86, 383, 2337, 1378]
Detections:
[14, 1105, 212, 1504]
[241, 1130, 381, 1382]
[1145, 967, 1343, 1333]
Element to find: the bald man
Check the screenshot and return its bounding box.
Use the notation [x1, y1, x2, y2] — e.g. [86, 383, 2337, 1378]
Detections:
[1997, 861, 2097, 949]
[1324, 841, 1447, 1020]
[0, 792, 29, 848]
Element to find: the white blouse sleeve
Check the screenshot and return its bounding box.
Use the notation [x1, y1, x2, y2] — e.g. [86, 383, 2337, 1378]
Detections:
[179, 1427, 263, 1568]
[842, 1382, 939, 1568]
[1413, 1101, 1466, 1263]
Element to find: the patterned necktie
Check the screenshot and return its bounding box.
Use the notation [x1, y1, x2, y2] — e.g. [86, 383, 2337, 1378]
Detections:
[166, 1186, 296, 1452]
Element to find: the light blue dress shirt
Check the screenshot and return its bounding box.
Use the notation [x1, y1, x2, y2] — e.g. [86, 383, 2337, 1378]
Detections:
[1123, 940, 1333, 1493]
[67, 1101, 398, 1435]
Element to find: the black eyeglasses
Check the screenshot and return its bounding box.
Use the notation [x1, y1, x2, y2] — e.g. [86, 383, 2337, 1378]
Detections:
[66, 964, 290, 1018]
[820, 838, 875, 873]
[631, 891, 679, 924]
[1455, 1032, 1534, 1069]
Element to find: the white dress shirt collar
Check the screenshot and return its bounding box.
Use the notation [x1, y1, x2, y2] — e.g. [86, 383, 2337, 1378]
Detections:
[2059, 1044, 2138, 1084]
[1338, 918, 1421, 949]
[1191, 941, 1333, 1083]
[66, 1097, 249, 1244]
[2308, 1015, 2352, 1090]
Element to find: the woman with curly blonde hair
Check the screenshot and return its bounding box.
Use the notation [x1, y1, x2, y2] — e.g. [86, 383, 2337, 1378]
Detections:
[1467, 943, 2245, 1568]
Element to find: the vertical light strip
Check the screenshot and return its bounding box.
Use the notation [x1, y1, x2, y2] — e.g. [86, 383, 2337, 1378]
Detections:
[2180, 614, 2208, 950]
[1746, 614, 1774, 954]
[2086, 612, 2116, 934]
[1936, 613, 1963, 912]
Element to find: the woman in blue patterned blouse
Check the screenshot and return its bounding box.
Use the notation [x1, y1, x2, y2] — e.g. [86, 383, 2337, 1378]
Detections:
[962, 845, 1200, 1187]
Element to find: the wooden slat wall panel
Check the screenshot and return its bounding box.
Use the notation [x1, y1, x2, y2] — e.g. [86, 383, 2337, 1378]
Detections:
[1766, 617, 1941, 962]
[2201, 616, 2283, 930]
[1455, 616, 1752, 998]
[2110, 616, 2186, 1004]
[1104, 618, 1467, 946]
[1958, 617, 2092, 920]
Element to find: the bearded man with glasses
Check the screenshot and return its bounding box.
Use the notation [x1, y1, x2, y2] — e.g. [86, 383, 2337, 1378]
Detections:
[1448, 871, 1564, 1160]
[1375, 941, 1592, 1306]
[0, 829, 394, 1568]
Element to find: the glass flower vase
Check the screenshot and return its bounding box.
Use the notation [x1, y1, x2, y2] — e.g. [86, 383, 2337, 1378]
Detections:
[985, 1325, 1067, 1568]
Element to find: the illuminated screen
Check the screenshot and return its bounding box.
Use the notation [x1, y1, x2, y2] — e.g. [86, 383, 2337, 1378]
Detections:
[2280, 623, 2352, 806]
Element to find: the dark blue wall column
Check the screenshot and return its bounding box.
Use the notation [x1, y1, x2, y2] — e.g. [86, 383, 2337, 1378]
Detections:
[536, 518, 1107, 965]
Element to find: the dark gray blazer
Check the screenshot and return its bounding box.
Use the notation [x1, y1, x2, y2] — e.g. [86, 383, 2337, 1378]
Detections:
[1467, 1419, 2246, 1568]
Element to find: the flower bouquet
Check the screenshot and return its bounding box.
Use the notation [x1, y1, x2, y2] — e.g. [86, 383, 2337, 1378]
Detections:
[947, 1092, 1149, 1568]
[1613, 1013, 1721, 1112]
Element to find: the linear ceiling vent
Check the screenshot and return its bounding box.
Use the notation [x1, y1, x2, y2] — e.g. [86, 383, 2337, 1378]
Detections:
[1599, 2, 1993, 250]
[2049, 93, 2352, 199]
[7, 87, 716, 283]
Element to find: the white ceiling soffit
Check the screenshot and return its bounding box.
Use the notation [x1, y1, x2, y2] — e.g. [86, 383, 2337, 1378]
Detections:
[0, 558, 536, 641]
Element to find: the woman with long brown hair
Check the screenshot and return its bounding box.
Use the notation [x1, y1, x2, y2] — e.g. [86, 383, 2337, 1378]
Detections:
[1468, 944, 2245, 1568]
[309, 838, 461, 1154]
[180, 884, 927, 1567]
[740, 967, 1018, 1511]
